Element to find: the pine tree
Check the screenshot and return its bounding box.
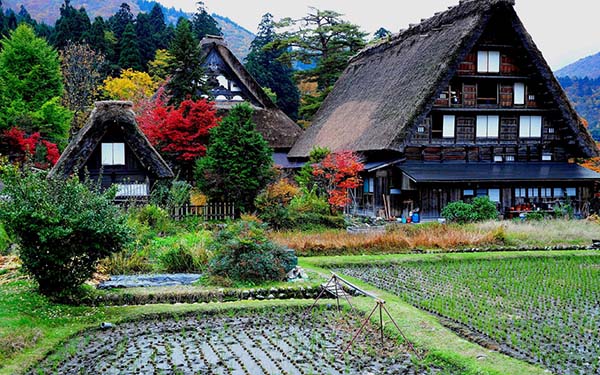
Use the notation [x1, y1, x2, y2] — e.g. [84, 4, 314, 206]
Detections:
[109, 2, 134, 40]
[245, 13, 300, 120]
[149, 3, 170, 49]
[86, 16, 109, 54]
[195, 103, 274, 212]
[135, 12, 155, 70]
[50, 0, 91, 49]
[0, 1, 7, 37]
[166, 18, 204, 106]
[191, 1, 221, 41]
[118, 22, 143, 71]
[374, 27, 392, 40]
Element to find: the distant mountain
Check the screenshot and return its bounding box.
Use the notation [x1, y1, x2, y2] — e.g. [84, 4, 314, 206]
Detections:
[559, 76, 600, 141]
[212, 14, 254, 61]
[1, 0, 254, 60]
[556, 52, 600, 79]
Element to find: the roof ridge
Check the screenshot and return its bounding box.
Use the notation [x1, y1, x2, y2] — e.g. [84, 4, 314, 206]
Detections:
[350, 0, 514, 63]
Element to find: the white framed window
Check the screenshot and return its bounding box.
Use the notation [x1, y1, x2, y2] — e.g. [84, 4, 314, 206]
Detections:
[528, 188, 539, 198]
[494, 155, 504, 162]
[101, 143, 125, 166]
[116, 184, 149, 197]
[541, 188, 552, 198]
[519, 116, 542, 138]
[515, 188, 527, 198]
[488, 189, 501, 203]
[443, 115, 455, 138]
[542, 153, 552, 161]
[566, 188, 577, 197]
[477, 51, 500, 73]
[506, 155, 515, 162]
[463, 189, 474, 197]
[554, 188, 564, 198]
[514, 83, 525, 105]
[476, 115, 499, 138]
[364, 177, 375, 194]
[417, 126, 426, 133]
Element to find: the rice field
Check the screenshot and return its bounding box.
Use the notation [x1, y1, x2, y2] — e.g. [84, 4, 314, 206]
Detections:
[29, 309, 451, 375]
[335, 255, 600, 375]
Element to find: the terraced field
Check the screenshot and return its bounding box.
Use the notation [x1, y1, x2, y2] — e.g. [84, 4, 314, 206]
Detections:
[336, 255, 600, 375]
[29, 309, 448, 375]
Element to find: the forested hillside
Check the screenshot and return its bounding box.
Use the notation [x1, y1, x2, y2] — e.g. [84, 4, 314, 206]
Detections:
[556, 52, 600, 79]
[558, 76, 600, 140]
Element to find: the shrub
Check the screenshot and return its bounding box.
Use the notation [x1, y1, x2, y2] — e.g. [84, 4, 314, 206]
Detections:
[442, 201, 477, 224]
[0, 166, 131, 295]
[151, 231, 212, 273]
[208, 221, 297, 283]
[255, 178, 300, 229]
[525, 211, 546, 221]
[130, 204, 172, 235]
[0, 222, 10, 255]
[158, 246, 202, 273]
[472, 196, 499, 221]
[101, 250, 152, 275]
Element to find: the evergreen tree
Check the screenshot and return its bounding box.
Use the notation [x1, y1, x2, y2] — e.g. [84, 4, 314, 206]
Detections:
[191, 1, 221, 41]
[135, 12, 156, 70]
[0, 1, 7, 37]
[149, 3, 170, 49]
[5, 9, 17, 31]
[118, 22, 143, 71]
[374, 27, 392, 40]
[245, 13, 300, 120]
[86, 16, 109, 54]
[109, 2, 134, 40]
[0, 24, 71, 143]
[195, 103, 274, 212]
[17, 5, 36, 27]
[166, 18, 204, 106]
[50, 0, 91, 49]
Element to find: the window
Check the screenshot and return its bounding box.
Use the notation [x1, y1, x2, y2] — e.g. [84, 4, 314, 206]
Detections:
[548, 127, 555, 134]
[443, 115, 455, 138]
[519, 116, 542, 138]
[542, 153, 552, 161]
[478, 81, 498, 105]
[477, 51, 500, 73]
[566, 188, 577, 197]
[528, 188, 539, 198]
[514, 83, 525, 105]
[417, 126, 426, 133]
[488, 189, 501, 203]
[506, 155, 515, 162]
[554, 188, 564, 198]
[477, 115, 499, 138]
[363, 178, 375, 194]
[101, 143, 125, 165]
[494, 155, 503, 162]
[515, 188, 526, 198]
[463, 189, 475, 197]
[116, 184, 148, 197]
[541, 188, 552, 198]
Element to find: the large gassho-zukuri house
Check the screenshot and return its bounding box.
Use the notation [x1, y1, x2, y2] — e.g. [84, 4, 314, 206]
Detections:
[199, 35, 304, 168]
[288, 0, 600, 219]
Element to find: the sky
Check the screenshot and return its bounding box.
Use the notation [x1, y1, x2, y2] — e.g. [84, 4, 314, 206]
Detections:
[157, 0, 600, 70]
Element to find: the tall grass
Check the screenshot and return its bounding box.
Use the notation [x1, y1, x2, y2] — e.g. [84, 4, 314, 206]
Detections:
[271, 223, 502, 256]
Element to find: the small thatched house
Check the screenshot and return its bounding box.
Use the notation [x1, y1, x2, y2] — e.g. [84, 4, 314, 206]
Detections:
[200, 36, 303, 168]
[289, 0, 600, 219]
[49, 101, 174, 200]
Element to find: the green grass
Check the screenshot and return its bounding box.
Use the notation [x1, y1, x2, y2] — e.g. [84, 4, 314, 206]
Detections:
[0, 223, 9, 255]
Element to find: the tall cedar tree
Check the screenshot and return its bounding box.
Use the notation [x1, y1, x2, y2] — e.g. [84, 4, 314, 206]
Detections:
[191, 1, 221, 40]
[149, 3, 170, 50]
[166, 18, 204, 106]
[118, 22, 143, 71]
[195, 104, 273, 212]
[245, 13, 300, 120]
[86, 17, 109, 55]
[138, 93, 219, 179]
[269, 9, 367, 123]
[51, 0, 91, 49]
[135, 12, 156, 70]
[109, 2, 134, 40]
[0, 1, 7, 37]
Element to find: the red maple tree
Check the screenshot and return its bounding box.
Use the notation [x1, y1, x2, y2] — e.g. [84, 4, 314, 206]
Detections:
[3, 127, 60, 169]
[312, 150, 364, 209]
[137, 91, 220, 177]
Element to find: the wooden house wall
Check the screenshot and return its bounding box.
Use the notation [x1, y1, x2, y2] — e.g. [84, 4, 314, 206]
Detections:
[81, 126, 154, 190]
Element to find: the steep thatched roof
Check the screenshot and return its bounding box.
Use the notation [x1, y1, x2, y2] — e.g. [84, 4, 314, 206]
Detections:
[49, 101, 174, 179]
[200, 36, 303, 150]
[289, 0, 599, 158]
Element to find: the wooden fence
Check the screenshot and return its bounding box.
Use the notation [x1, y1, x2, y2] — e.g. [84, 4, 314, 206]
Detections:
[170, 202, 236, 221]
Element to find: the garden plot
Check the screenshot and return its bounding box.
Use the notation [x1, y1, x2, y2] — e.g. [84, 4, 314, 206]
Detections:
[336, 255, 600, 375]
[30, 309, 445, 375]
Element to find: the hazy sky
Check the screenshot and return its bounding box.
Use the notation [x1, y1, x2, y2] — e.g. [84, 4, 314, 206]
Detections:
[157, 0, 600, 70]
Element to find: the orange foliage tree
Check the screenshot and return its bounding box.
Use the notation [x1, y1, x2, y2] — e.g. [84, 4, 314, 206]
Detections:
[3, 127, 60, 169]
[312, 150, 364, 210]
[580, 143, 600, 174]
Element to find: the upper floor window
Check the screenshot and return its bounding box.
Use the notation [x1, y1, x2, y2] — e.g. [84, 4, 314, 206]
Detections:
[514, 83, 525, 105]
[476, 115, 499, 138]
[443, 115, 455, 138]
[101, 143, 125, 166]
[519, 116, 542, 138]
[477, 51, 500, 73]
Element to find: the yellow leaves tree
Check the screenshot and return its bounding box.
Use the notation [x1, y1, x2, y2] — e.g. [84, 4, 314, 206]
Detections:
[102, 69, 158, 103]
[148, 49, 172, 82]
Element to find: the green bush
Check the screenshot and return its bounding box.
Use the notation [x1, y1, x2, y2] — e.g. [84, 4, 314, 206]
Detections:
[0, 166, 131, 296]
[472, 196, 499, 221]
[0, 222, 10, 255]
[158, 246, 202, 273]
[442, 201, 477, 224]
[151, 231, 212, 273]
[442, 197, 498, 224]
[208, 221, 297, 284]
[526, 211, 546, 221]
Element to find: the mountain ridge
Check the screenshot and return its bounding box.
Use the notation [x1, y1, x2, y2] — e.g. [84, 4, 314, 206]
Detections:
[556, 52, 600, 79]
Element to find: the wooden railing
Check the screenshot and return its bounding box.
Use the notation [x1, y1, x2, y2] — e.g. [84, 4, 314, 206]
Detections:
[170, 202, 236, 221]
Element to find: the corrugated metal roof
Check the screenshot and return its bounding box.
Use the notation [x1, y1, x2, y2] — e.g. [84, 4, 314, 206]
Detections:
[398, 162, 600, 182]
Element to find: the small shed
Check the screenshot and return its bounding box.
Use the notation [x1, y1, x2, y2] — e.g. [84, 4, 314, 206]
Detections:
[49, 101, 174, 200]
